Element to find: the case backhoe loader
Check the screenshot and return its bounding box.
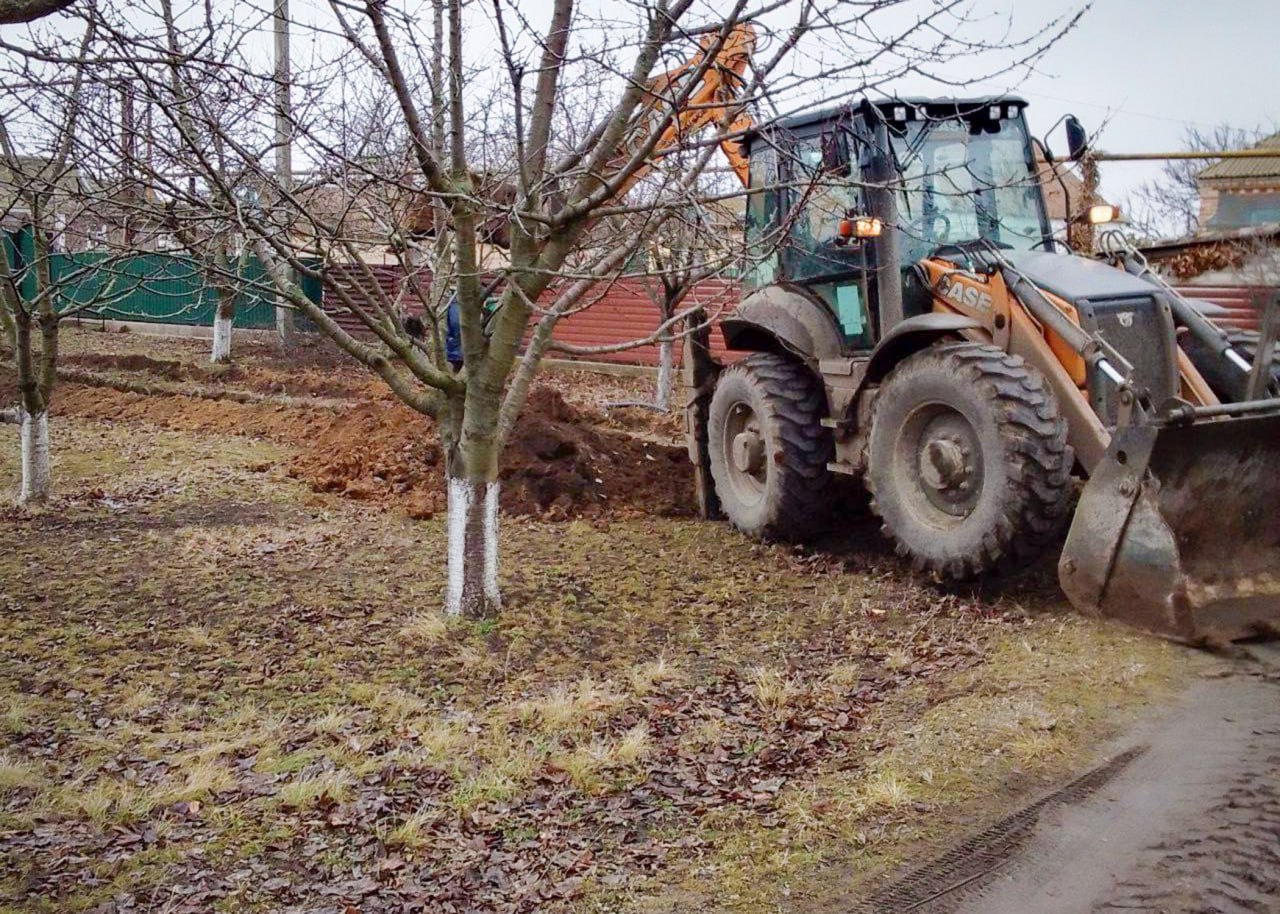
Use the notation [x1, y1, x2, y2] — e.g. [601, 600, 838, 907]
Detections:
[687, 96, 1280, 643]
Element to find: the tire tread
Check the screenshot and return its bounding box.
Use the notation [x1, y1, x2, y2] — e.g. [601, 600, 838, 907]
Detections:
[866, 342, 1074, 581]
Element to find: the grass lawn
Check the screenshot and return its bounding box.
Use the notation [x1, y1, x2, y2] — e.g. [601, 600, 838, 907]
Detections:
[0, 333, 1199, 913]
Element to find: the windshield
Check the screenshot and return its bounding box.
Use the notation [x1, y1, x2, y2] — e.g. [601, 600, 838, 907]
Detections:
[889, 117, 1048, 262]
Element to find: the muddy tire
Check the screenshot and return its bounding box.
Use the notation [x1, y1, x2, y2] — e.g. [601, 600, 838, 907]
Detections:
[1180, 327, 1280, 401]
[707, 352, 834, 540]
[866, 342, 1074, 581]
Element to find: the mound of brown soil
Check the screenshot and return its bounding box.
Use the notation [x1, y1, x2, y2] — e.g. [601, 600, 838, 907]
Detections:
[18, 355, 694, 520]
[66, 352, 189, 379]
[289, 386, 694, 519]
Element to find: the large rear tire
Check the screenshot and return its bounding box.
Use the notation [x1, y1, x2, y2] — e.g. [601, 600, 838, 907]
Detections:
[707, 352, 834, 540]
[867, 342, 1074, 581]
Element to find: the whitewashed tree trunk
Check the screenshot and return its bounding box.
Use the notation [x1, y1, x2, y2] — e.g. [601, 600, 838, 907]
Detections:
[211, 311, 233, 363]
[445, 475, 500, 618]
[655, 337, 674, 412]
[18, 409, 50, 506]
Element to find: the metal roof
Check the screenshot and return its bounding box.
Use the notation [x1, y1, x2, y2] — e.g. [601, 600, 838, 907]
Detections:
[1198, 133, 1280, 181]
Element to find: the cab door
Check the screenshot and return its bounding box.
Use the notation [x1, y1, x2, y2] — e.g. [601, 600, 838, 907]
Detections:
[779, 129, 875, 351]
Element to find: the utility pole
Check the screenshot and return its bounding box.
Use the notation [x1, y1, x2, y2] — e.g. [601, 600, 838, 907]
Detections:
[120, 81, 136, 248]
[273, 0, 295, 346]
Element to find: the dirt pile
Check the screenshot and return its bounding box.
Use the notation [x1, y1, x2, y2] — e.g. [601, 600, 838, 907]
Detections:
[290, 386, 694, 519]
[8, 344, 694, 520]
[62, 351, 378, 401]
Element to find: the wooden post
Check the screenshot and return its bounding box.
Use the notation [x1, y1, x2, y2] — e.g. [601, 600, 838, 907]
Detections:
[682, 305, 722, 520]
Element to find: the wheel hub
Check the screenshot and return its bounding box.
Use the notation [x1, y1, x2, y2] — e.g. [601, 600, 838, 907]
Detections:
[732, 429, 765, 474]
[721, 401, 768, 503]
[909, 411, 983, 519]
[921, 438, 967, 489]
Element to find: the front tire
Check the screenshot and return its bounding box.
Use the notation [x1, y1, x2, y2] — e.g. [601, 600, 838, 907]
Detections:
[867, 342, 1074, 581]
[707, 352, 834, 540]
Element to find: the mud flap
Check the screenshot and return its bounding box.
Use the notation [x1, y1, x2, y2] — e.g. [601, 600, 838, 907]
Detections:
[1059, 414, 1280, 642]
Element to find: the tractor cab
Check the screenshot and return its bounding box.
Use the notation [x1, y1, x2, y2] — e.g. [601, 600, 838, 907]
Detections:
[738, 96, 1052, 352]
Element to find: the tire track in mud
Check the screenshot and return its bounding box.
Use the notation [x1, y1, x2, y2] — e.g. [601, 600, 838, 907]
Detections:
[857, 748, 1147, 913]
[1094, 732, 1280, 913]
[860, 652, 1280, 914]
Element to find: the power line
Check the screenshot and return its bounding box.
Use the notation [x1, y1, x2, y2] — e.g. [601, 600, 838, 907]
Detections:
[1019, 90, 1233, 132]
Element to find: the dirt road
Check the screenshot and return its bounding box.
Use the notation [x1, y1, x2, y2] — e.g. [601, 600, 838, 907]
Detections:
[865, 644, 1280, 914]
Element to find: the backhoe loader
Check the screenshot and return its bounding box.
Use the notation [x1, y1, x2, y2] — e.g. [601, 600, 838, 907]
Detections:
[687, 96, 1280, 643]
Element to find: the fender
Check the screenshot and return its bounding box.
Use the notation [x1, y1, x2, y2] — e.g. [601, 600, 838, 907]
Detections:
[720, 284, 844, 366]
[864, 312, 986, 384]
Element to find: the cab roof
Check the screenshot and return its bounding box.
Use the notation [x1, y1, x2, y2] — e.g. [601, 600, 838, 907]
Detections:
[749, 95, 1030, 140]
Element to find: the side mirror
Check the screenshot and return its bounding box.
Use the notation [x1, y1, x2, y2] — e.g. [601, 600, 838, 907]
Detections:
[1065, 115, 1089, 161]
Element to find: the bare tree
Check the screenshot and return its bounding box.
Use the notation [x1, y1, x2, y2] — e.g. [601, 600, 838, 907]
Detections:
[33, 0, 1084, 615]
[601, 193, 740, 413]
[0, 22, 105, 505]
[1125, 124, 1266, 241]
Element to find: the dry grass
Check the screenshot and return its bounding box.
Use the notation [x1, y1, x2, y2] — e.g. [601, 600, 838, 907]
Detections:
[628, 657, 680, 695]
[667, 621, 1194, 914]
[416, 718, 475, 763]
[119, 687, 162, 718]
[748, 666, 802, 712]
[350, 685, 432, 726]
[686, 717, 729, 749]
[0, 754, 42, 793]
[824, 662, 864, 690]
[552, 739, 613, 792]
[449, 749, 535, 812]
[516, 678, 625, 734]
[309, 708, 353, 738]
[614, 724, 652, 765]
[1, 697, 35, 735]
[882, 647, 914, 672]
[398, 612, 451, 647]
[0, 362, 1202, 913]
[387, 809, 437, 850]
[859, 771, 913, 810]
[64, 780, 116, 827]
[172, 760, 236, 802]
[550, 724, 652, 793]
[278, 769, 353, 809]
[178, 623, 217, 650]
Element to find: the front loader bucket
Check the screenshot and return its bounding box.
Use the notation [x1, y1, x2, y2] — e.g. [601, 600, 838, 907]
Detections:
[1059, 414, 1280, 643]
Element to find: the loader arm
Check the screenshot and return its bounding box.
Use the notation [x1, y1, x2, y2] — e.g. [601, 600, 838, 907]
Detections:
[602, 24, 755, 199]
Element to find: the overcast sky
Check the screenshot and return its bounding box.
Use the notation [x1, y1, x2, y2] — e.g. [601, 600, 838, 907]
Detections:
[9, 0, 1279, 209]
[895, 0, 1280, 205]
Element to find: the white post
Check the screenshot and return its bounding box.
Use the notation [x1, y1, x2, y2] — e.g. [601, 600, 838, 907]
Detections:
[18, 409, 50, 505]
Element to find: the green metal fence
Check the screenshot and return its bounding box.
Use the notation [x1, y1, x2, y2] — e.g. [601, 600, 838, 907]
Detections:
[3, 230, 322, 330]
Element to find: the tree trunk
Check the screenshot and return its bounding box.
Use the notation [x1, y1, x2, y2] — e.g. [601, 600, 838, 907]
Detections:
[655, 336, 674, 412]
[18, 408, 50, 505]
[211, 307, 233, 363]
[445, 471, 500, 618]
